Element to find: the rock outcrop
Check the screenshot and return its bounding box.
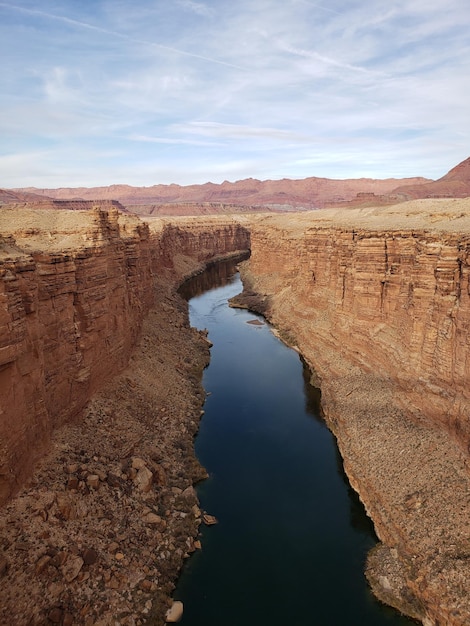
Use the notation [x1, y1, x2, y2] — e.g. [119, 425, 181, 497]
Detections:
[4, 199, 129, 212]
[393, 156, 470, 200]
[0, 208, 250, 506]
[233, 198, 470, 626]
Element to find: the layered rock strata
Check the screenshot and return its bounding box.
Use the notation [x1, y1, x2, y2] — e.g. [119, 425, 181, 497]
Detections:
[0, 206, 250, 624]
[2, 199, 470, 624]
[233, 198, 470, 626]
[0, 208, 249, 506]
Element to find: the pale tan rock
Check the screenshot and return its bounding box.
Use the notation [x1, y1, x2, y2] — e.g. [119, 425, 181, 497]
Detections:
[181, 486, 196, 501]
[165, 601, 183, 623]
[56, 495, 76, 521]
[131, 457, 147, 470]
[86, 474, 100, 489]
[134, 466, 153, 492]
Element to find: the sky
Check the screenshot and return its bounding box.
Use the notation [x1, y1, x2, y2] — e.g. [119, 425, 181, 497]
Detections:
[1, 0, 470, 188]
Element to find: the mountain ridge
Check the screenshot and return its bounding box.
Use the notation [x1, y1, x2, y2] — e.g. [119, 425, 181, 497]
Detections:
[5, 157, 470, 213]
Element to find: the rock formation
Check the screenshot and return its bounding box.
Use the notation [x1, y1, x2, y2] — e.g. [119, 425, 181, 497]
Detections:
[0, 188, 52, 204]
[393, 156, 470, 199]
[1, 197, 470, 625]
[233, 198, 470, 626]
[126, 201, 277, 217]
[0, 208, 250, 506]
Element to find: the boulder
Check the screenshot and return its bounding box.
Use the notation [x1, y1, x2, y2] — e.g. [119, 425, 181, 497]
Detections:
[165, 601, 183, 623]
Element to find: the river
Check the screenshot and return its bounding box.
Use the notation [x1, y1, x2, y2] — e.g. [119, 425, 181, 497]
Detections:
[175, 261, 415, 626]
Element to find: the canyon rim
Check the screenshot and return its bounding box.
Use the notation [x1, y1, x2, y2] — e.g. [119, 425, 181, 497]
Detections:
[0, 182, 469, 624]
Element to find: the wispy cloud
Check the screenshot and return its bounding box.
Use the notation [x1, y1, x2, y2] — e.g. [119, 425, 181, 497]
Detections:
[0, 2, 246, 70]
[1, 0, 470, 187]
[128, 133, 218, 147]
[278, 41, 388, 76]
[179, 121, 313, 142]
[176, 0, 214, 18]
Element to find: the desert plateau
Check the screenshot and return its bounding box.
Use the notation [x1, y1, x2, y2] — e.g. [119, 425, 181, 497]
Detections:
[1, 160, 470, 625]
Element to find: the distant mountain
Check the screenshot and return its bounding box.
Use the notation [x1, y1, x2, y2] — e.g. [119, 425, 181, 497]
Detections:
[12, 174, 431, 213]
[392, 157, 470, 199]
[0, 188, 52, 204]
[8, 158, 470, 214]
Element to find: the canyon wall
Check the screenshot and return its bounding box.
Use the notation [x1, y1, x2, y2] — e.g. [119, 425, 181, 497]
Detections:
[0, 208, 250, 506]
[235, 198, 470, 626]
[2, 199, 470, 624]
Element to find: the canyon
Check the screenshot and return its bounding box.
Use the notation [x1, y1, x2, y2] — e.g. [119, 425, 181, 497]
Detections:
[0, 197, 469, 625]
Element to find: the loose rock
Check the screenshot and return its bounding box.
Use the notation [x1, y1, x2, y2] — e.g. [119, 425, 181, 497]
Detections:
[62, 556, 84, 582]
[134, 467, 153, 492]
[165, 600, 184, 623]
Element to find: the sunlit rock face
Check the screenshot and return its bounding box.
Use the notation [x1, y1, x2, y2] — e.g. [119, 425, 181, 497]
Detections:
[234, 199, 470, 626]
[241, 200, 470, 448]
[2, 197, 470, 624]
[0, 207, 250, 505]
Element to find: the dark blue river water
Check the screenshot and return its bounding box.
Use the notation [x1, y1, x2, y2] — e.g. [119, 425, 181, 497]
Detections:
[176, 263, 415, 626]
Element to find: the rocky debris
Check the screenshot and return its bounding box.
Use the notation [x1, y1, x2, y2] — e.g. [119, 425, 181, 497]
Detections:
[202, 514, 218, 526]
[62, 555, 84, 582]
[366, 544, 425, 622]
[0, 279, 211, 625]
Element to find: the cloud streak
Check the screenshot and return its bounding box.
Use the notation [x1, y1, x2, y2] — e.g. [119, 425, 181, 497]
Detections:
[1, 0, 470, 187]
[0, 2, 247, 70]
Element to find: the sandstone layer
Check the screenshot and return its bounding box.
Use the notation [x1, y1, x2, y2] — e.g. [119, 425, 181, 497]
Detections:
[0, 207, 249, 506]
[0, 207, 250, 624]
[232, 198, 470, 626]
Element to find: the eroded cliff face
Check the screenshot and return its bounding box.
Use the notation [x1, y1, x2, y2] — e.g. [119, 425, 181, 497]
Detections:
[0, 208, 250, 506]
[234, 199, 470, 626]
[2, 200, 470, 624]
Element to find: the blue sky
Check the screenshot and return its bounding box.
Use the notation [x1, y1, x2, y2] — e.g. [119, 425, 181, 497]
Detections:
[1, 0, 469, 187]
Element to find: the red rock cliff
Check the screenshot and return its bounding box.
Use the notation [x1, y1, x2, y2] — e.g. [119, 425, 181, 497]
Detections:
[0, 208, 250, 505]
[235, 198, 470, 626]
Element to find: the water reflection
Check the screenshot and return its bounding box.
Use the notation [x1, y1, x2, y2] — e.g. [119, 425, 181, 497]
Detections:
[176, 261, 416, 626]
[178, 253, 249, 301]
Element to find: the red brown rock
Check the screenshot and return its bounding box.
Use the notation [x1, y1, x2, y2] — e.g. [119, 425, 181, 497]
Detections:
[10, 174, 430, 212]
[2, 197, 470, 625]
[0, 208, 250, 505]
[393, 156, 470, 199]
[234, 198, 470, 626]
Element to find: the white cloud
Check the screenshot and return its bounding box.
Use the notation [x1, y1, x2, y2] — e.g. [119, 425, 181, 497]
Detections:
[176, 0, 214, 18]
[1, 0, 469, 187]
